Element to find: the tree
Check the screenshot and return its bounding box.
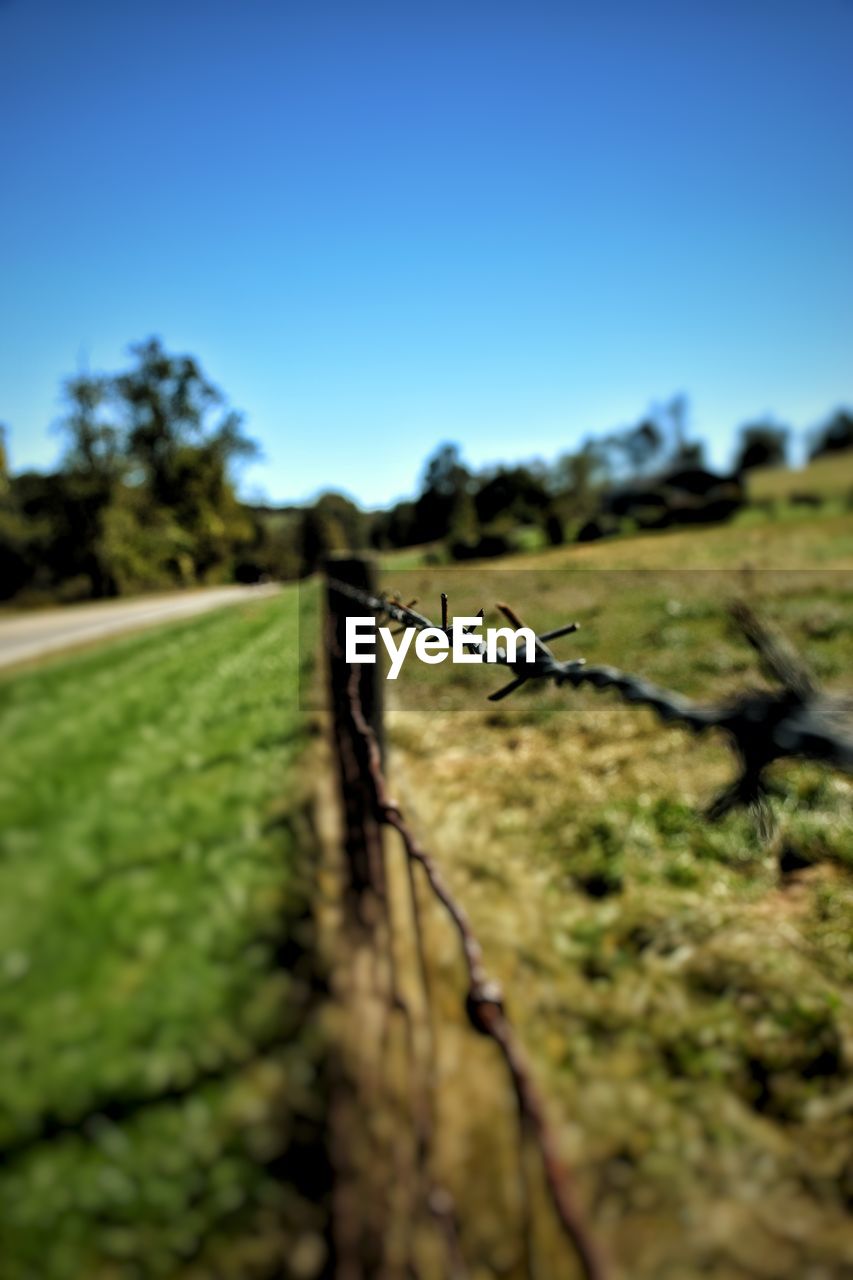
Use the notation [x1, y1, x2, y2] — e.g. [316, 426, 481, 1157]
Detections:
[97, 485, 193, 593]
[539, 442, 606, 542]
[622, 420, 665, 475]
[115, 338, 256, 505]
[421, 442, 468, 498]
[0, 423, 9, 496]
[295, 504, 347, 575]
[671, 439, 706, 469]
[734, 423, 789, 473]
[2, 340, 267, 601]
[668, 394, 689, 457]
[371, 499, 419, 550]
[235, 508, 303, 583]
[473, 466, 550, 526]
[809, 410, 853, 460]
[58, 374, 122, 481]
[645, 393, 708, 469]
[413, 443, 473, 543]
[603, 419, 665, 479]
[313, 491, 367, 549]
[291, 490, 369, 576]
[550, 439, 610, 521]
[0, 426, 37, 600]
[51, 375, 126, 596]
[113, 338, 258, 584]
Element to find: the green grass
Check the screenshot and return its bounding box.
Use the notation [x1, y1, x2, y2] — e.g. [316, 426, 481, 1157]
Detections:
[0, 589, 325, 1280]
[747, 450, 853, 503]
[4, 506, 852, 1280]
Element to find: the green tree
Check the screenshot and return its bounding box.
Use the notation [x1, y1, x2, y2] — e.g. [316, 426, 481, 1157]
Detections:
[112, 338, 257, 585]
[550, 439, 610, 530]
[0, 426, 37, 599]
[809, 410, 853, 460]
[734, 422, 789, 472]
[2, 341, 262, 601]
[671, 440, 706, 468]
[0, 423, 9, 496]
[53, 375, 125, 596]
[617, 420, 665, 476]
[59, 374, 122, 480]
[473, 466, 551, 526]
[116, 338, 255, 501]
[295, 504, 347, 575]
[413, 443, 473, 543]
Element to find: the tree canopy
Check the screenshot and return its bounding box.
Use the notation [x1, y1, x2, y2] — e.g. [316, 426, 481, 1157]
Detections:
[2, 340, 258, 600]
[3, 358, 851, 603]
[810, 410, 853, 460]
[734, 423, 789, 472]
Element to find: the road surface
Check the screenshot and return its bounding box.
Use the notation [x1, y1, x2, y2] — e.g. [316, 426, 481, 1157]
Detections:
[0, 584, 281, 671]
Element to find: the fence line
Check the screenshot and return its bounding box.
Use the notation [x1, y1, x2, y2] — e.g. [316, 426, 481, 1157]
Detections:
[327, 576, 853, 818]
[324, 562, 852, 1278]
[325, 558, 469, 1279]
[325, 561, 613, 1279]
[351, 666, 607, 1279]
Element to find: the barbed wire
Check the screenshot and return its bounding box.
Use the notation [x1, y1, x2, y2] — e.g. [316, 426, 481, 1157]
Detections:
[327, 577, 853, 816]
[325, 569, 851, 1276]
[342, 662, 608, 1280]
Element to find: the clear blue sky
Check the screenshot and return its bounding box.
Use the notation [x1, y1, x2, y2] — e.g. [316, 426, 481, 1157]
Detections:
[2, 0, 852, 507]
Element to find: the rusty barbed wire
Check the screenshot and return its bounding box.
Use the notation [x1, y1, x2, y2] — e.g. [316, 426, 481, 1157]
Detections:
[325, 569, 851, 1277]
[326, 574, 471, 1279]
[327, 577, 853, 816]
[343, 664, 608, 1280]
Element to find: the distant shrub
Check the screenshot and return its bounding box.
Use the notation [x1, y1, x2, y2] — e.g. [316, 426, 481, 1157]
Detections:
[449, 532, 514, 561]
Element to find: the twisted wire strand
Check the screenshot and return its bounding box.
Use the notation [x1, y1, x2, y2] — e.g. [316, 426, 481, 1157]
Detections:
[328, 578, 853, 805]
[343, 668, 608, 1280]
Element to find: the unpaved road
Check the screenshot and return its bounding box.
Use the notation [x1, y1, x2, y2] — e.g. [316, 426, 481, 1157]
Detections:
[0, 585, 281, 671]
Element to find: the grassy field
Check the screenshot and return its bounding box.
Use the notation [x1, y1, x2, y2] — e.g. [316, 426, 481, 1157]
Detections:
[747, 450, 853, 503]
[0, 589, 326, 1280]
[2, 503, 851, 1280]
[373, 511, 853, 1278]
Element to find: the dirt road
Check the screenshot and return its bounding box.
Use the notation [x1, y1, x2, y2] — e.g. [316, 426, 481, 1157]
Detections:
[0, 584, 281, 671]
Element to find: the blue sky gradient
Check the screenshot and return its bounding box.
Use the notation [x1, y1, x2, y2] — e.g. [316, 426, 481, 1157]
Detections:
[2, 0, 852, 506]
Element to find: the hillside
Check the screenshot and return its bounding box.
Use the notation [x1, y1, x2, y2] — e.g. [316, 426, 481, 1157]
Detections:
[747, 451, 853, 503]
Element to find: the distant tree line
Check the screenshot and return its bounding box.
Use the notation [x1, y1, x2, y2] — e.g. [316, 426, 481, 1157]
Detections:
[2, 340, 263, 602]
[2, 342, 852, 602]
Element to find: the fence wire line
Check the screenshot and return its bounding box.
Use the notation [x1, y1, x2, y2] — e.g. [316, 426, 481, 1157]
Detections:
[340, 660, 608, 1280]
[325, 572, 851, 1278]
[326, 594, 468, 1280]
[327, 577, 853, 814]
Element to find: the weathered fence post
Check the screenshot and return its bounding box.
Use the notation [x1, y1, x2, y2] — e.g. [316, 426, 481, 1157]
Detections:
[325, 554, 383, 753]
[325, 554, 385, 922]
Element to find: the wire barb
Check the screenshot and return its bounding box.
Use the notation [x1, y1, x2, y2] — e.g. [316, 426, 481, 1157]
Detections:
[326, 576, 853, 814]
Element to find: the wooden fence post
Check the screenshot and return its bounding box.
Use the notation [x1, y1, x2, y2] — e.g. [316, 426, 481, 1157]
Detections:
[325, 554, 385, 921]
